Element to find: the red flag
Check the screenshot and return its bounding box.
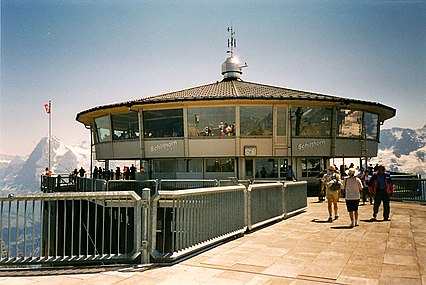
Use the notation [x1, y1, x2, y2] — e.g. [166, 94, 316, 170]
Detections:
[44, 103, 51, 114]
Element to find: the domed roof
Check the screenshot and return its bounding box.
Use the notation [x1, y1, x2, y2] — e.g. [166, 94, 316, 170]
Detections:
[221, 56, 242, 80]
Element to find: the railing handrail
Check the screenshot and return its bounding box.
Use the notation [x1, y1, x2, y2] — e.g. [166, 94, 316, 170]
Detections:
[156, 185, 247, 197]
[391, 177, 425, 181]
[0, 191, 142, 202]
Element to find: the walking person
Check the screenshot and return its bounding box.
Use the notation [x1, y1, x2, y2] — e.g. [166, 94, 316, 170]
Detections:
[286, 165, 296, 181]
[361, 169, 373, 205]
[368, 165, 394, 221]
[317, 169, 327, 202]
[343, 168, 363, 227]
[323, 165, 342, 222]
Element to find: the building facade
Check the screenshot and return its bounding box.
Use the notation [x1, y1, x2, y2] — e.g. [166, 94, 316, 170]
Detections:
[76, 46, 395, 185]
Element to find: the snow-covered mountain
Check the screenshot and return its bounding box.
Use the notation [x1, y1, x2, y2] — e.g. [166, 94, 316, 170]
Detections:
[1, 125, 425, 195]
[0, 137, 91, 195]
[371, 124, 426, 175]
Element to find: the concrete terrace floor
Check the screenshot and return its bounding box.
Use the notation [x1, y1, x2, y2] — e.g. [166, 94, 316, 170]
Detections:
[1, 197, 425, 285]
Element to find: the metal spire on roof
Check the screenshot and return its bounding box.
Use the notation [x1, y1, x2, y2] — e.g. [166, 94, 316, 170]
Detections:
[227, 26, 237, 57]
[222, 27, 247, 80]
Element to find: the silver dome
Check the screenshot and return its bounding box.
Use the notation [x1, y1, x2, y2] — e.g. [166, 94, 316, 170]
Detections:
[221, 56, 243, 80]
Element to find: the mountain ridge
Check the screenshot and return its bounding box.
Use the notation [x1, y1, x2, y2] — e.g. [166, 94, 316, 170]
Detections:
[1, 124, 425, 194]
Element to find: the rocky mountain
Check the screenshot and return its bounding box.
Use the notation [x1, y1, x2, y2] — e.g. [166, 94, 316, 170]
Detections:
[0, 137, 90, 195]
[371, 124, 426, 175]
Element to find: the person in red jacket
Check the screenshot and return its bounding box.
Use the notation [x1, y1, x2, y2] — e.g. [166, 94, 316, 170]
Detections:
[368, 165, 394, 221]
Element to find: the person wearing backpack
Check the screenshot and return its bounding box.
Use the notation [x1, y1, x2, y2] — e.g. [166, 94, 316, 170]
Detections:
[322, 165, 342, 222]
[368, 165, 394, 221]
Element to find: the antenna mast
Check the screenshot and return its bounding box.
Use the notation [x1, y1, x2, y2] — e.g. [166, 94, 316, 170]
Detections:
[227, 26, 237, 57]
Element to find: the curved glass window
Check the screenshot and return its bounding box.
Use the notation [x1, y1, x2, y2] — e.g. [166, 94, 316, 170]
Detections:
[291, 107, 332, 137]
[240, 106, 272, 136]
[176, 159, 203, 173]
[94, 115, 111, 143]
[111, 112, 140, 140]
[255, 158, 278, 178]
[302, 158, 324, 178]
[143, 109, 183, 138]
[337, 109, 362, 138]
[188, 107, 235, 137]
[365, 112, 379, 140]
[206, 158, 235, 172]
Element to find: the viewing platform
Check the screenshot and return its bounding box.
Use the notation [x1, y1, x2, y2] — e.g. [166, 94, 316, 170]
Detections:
[1, 197, 425, 284]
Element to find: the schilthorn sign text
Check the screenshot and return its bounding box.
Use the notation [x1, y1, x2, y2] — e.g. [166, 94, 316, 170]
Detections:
[150, 141, 178, 154]
[297, 140, 326, 152]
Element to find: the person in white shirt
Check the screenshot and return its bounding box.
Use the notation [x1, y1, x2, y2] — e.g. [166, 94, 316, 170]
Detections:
[343, 168, 363, 227]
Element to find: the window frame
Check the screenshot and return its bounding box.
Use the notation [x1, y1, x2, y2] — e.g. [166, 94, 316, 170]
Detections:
[240, 105, 273, 137]
[143, 108, 184, 139]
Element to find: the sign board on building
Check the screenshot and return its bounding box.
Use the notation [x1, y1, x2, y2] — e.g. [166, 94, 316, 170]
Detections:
[292, 139, 331, 157]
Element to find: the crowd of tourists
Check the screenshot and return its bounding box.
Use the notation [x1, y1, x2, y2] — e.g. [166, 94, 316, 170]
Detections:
[91, 165, 138, 180]
[44, 164, 140, 183]
[319, 163, 394, 228]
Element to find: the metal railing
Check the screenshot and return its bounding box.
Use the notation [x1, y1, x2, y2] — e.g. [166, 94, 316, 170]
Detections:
[218, 179, 251, 188]
[108, 180, 158, 197]
[391, 177, 425, 203]
[151, 185, 247, 261]
[76, 177, 108, 192]
[284, 181, 309, 216]
[247, 183, 284, 231]
[3, 178, 308, 267]
[150, 181, 308, 262]
[41, 174, 76, 193]
[0, 191, 145, 265]
[158, 179, 219, 190]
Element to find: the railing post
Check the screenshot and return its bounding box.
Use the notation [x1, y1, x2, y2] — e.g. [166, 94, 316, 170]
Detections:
[246, 185, 252, 230]
[244, 185, 249, 231]
[140, 188, 151, 263]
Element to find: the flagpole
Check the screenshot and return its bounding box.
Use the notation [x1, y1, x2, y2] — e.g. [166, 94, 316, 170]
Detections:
[48, 100, 51, 171]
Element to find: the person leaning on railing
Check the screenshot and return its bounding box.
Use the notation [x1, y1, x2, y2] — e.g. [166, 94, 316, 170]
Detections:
[368, 165, 394, 221]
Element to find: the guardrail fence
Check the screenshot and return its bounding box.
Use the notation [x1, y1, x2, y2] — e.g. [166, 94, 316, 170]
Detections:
[151, 186, 247, 261]
[1, 192, 144, 265]
[391, 177, 425, 202]
[2, 177, 307, 267]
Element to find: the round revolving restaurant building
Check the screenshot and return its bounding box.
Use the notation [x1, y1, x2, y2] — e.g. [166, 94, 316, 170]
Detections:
[76, 33, 395, 187]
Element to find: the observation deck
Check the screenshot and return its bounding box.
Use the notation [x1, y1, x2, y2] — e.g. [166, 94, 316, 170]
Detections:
[1, 196, 425, 284]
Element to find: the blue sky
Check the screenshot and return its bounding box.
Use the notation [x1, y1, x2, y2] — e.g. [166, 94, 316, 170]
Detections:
[1, 0, 425, 156]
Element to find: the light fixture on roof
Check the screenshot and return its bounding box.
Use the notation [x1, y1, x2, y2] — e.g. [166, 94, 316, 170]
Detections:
[221, 27, 247, 80]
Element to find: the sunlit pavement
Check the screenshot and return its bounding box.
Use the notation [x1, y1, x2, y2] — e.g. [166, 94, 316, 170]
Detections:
[1, 197, 425, 284]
